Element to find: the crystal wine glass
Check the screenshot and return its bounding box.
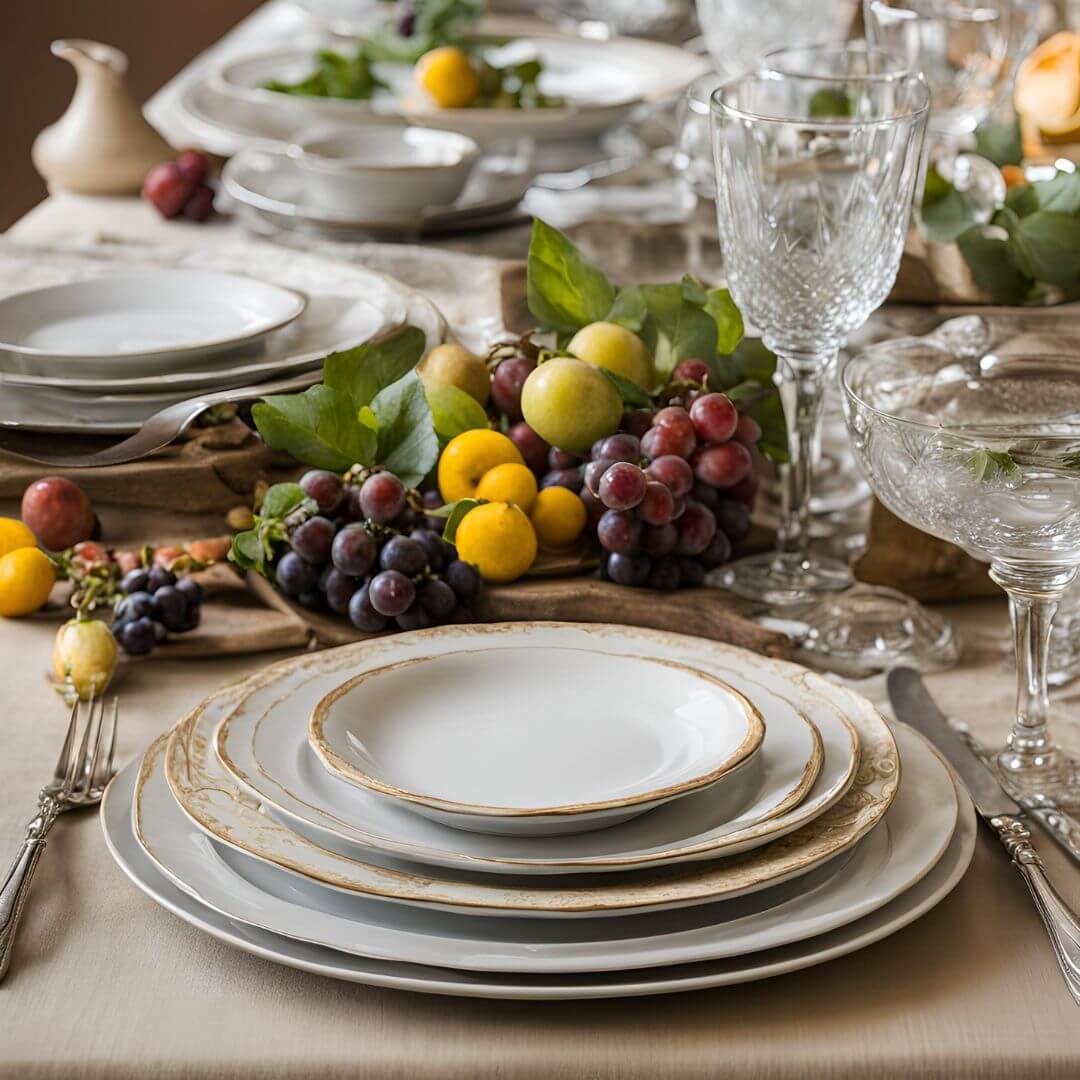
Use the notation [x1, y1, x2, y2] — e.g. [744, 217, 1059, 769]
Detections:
[843, 343, 1080, 804]
[710, 65, 929, 606]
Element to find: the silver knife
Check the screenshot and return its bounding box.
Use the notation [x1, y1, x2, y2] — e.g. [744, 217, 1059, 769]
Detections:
[888, 667, 1080, 1006]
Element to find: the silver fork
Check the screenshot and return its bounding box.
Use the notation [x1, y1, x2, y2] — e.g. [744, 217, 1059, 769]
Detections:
[0, 693, 119, 980]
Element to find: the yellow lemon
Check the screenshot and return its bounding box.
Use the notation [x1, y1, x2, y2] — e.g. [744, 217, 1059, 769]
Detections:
[438, 429, 524, 503]
[530, 487, 587, 552]
[475, 462, 538, 513]
[0, 547, 56, 617]
[53, 618, 118, 700]
[454, 502, 537, 584]
[0, 517, 37, 559]
[416, 46, 480, 109]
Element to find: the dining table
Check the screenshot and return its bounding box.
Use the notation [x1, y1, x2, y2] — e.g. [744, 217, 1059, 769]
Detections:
[4, 3, 1080, 1066]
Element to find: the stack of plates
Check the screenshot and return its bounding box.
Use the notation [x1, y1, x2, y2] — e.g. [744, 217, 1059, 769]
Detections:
[0, 250, 446, 434]
[102, 623, 976, 999]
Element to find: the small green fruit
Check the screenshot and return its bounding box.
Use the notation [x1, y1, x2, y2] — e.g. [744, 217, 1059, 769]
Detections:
[568, 321, 654, 392]
[418, 344, 491, 406]
[53, 617, 118, 700]
[520, 357, 623, 454]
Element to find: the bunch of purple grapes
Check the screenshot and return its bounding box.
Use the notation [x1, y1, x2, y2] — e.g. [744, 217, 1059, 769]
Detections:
[274, 468, 481, 633]
[583, 363, 759, 589]
[114, 565, 204, 655]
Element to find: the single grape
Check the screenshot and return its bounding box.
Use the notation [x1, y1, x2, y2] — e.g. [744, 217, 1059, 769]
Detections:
[640, 522, 678, 557]
[733, 413, 763, 447]
[597, 433, 641, 464]
[338, 484, 365, 523]
[368, 570, 415, 617]
[395, 604, 432, 631]
[419, 578, 457, 621]
[691, 442, 753, 489]
[645, 455, 694, 498]
[444, 560, 481, 603]
[116, 590, 156, 622]
[597, 509, 642, 554]
[331, 523, 376, 577]
[410, 528, 447, 572]
[621, 409, 654, 439]
[120, 616, 156, 656]
[728, 473, 759, 507]
[548, 447, 580, 471]
[146, 566, 177, 592]
[179, 601, 200, 633]
[700, 530, 734, 569]
[379, 535, 427, 575]
[290, 516, 335, 565]
[672, 358, 710, 385]
[607, 552, 651, 587]
[359, 472, 406, 523]
[324, 568, 358, 614]
[689, 393, 738, 444]
[508, 422, 550, 475]
[652, 407, 697, 456]
[689, 481, 720, 513]
[714, 498, 752, 543]
[584, 459, 615, 496]
[421, 490, 443, 510]
[297, 590, 325, 612]
[175, 149, 209, 185]
[175, 576, 204, 606]
[679, 558, 707, 587]
[348, 583, 389, 632]
[275, 551, 318, 596]
[154, 586, 188, 633]
[675, 501, 717, 556]
[540, 469, 583, 493]
[639, 481, 675, 526]
[647, 555, 681, 591]
[491, 356, 535, 422]
[299, 469, 344, 514]
[392, 507, 419, 532]
[641, 423, 695, 461]
[120, 568, 149, 595]
[598, 462, 647, 511]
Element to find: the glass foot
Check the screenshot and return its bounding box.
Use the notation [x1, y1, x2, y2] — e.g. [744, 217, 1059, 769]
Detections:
[716, 552, 851, 607]
[797, 585, 960, 678]
[997, 741, 1080, 810]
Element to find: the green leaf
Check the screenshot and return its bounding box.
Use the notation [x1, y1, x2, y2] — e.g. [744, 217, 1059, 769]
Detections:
[957, 225, 1033, 305]
[966, 448, 1019, 482]
[1005, 183, 1040, 218]
[809, 87, 852, 118]
[974, 116, 1022, 167]
[638, 283, 717, 379]
[253, 385, 377, 472]
[1032, 170, 1080, 216]
[370, 371, 440, 488]
[323, 327, 426, 410]
[598, 367, 651, 408]
[424, 381, 490, 441]
[679, 275, 709, 306]
[922, 166, 952, 208]
[921, 183, 981, 244]
[704, 288, 744, 355]
[229, 530, 264, 572]
[605, 286, 648, 333]
[1010, 211, 1080, 287]
[526, 219, 616, 335]
[441, 498, 482, 544]
[711, 337, 778, 389]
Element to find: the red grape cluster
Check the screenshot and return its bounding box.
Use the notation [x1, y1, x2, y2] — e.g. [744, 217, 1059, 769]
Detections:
[274, 469, 481, 632]
[141, 150, 215, 222]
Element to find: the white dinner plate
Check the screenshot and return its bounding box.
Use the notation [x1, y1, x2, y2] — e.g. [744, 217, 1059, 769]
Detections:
[166, 624, 898, 918]
[308, 649, 765, 836]
[131, 720, 956, 974]
[0, 271, 307, 380]
[102, 745, 976, 998]
[216, 640, 837, 874]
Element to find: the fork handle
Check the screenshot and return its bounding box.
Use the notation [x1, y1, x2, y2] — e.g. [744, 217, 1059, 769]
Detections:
[0, 800, 61, 981]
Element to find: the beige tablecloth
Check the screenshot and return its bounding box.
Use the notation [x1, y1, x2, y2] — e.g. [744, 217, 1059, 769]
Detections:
[2, 197, 1080, 1078]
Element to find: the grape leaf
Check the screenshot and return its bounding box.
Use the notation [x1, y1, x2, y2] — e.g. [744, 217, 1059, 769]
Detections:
[1010, 211, 1080, 287]
[598, 367, 651, 408]
[957, 225, 1033, 306]
[974, 117, 1022, 167]
[966, 449, 1018, 482]
[638, 283, 717, 378]
[526, 219, 616, 335]
[260, 483, 312, 519]
[1032, 170, 1080, 215]
[424, 381, 490, 442]
[439, 498, 482, 544]
[705, 288, 744, 355]
[605, 286, 648, 333]
[921, 185, 981, 244]
[370, 371, 440, 488]
[1004, 183, 1039, 218]
[323, 327, 426, 409]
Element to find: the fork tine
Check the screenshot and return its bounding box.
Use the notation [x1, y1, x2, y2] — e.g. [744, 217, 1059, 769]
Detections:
[92, 699, 119, 792]
[52, 696, 80, 785]
[75, 694, 106, 799]
[68, 687, 97, 797]
[86, 695, 108, 792]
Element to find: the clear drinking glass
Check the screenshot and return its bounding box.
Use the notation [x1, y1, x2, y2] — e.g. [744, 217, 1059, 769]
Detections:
[843, 345, 1080, 804]
[710, 65, 929, 606]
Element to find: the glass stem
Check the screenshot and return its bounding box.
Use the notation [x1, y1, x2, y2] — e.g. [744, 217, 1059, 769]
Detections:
[990, 561, 1078, 771]
[772, 348, 837, 566]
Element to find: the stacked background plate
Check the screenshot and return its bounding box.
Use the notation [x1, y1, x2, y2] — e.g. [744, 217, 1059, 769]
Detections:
[102, 623, 976, 998]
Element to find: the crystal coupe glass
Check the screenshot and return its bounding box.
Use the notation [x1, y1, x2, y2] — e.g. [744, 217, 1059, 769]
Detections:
[844, 343, 1080, 804]
[710, 66, 929, 606]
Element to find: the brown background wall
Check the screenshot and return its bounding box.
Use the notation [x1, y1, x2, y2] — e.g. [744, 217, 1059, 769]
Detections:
[0, 0, 262, 230]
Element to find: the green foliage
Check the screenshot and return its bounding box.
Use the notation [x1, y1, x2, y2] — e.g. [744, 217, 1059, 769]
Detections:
[974, 116, 1023, 167]
[229, 483, 316, 574]
[265, 47, 386, 99]
[526, 219, 617, 335]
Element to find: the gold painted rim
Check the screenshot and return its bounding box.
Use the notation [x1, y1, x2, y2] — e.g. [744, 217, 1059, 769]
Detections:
[307, 649, 766, 819]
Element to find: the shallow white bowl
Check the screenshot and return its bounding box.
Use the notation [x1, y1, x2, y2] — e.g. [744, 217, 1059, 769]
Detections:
[309, 647, 765, 836]
[287, 125, 478, 218]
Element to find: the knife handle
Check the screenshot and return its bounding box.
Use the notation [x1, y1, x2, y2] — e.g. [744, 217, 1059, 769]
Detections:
[992, 815, 1080, 1006]
[1018, 796, 1080, 867]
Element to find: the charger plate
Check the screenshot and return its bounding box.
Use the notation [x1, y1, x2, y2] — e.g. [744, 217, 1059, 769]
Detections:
[166, 624, 898, 918]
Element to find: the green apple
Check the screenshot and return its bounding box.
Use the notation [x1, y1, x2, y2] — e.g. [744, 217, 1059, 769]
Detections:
[567, 321, 654, 392]
[520, 357, 623, 454]
[418, 343, 491, 406]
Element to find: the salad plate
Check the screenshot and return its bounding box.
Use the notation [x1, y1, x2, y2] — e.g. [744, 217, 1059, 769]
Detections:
[215, 640, 833, 874]
[131, 722, 956, 974]
[167, 624, 897, 918]
[103, 740, 975, 998]
[0, 271, 306, 379]
[308, 649, 765, 835]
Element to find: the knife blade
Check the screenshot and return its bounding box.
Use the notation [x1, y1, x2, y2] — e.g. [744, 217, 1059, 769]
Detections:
[887, 667, 1080, 1006]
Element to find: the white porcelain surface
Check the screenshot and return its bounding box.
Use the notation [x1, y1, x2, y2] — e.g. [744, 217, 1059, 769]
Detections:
[166, 624, 898, 918]
[216, 643, 833, 874]
[0, 271, 306, 379]
[309, 648, 765, 836]
[102, 744, 976, 998]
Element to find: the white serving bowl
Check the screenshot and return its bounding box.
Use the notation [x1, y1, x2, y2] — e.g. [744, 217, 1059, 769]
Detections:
[287, 125, 479, 219]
